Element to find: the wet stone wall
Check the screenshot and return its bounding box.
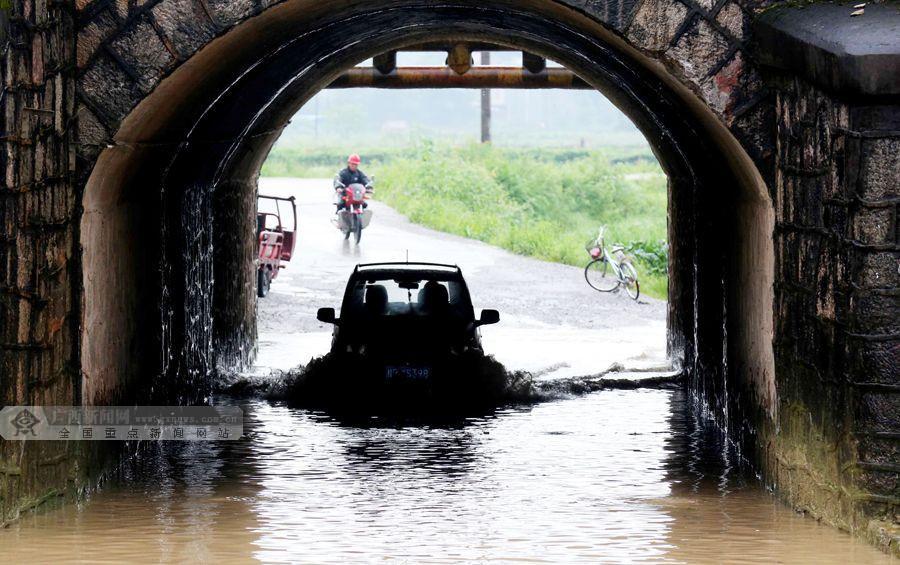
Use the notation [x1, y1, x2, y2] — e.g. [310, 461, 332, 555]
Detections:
[768, 75, 899, 552]
[0, 0, 79, 523]
[212, 179, 258, 373]
[158, 183, 215, 402]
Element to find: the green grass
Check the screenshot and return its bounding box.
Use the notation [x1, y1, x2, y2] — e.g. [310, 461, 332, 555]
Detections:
[261, 143, 661, 179]
[261, 145, 395, 178]
[263, 141, 669, 299]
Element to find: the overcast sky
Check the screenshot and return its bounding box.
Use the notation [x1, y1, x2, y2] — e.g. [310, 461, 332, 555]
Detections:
[278, 52, 646, 148]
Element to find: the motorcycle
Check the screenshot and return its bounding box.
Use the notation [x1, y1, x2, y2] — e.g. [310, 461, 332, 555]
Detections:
[334, 182, 373, 244]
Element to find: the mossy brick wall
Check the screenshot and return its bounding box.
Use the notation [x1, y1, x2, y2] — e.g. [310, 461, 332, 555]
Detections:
[0, 0, 79, 523]
[767, 75, 899, 553]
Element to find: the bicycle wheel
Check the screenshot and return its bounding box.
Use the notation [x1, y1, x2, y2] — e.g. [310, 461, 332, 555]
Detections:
[620, 261, 640, 301]
[585, 259, 619, 292]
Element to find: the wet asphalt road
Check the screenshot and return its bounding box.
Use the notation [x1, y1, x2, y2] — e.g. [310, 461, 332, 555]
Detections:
[254, 178, 668, 378]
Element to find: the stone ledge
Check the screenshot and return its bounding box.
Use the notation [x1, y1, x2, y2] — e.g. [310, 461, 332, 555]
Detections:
[753, 2, 900, 97]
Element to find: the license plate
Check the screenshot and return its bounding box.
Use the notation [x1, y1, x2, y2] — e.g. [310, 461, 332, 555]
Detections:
[385, 366, 431, 381]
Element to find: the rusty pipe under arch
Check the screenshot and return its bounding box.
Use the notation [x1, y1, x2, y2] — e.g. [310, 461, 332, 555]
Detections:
[328, 66, 591, 89]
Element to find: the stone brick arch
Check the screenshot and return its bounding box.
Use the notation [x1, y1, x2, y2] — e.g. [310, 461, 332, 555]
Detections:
[76, 0, 776, 453]
[74, 0, 764, 156]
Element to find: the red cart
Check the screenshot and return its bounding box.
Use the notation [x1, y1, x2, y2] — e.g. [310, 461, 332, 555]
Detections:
[257, 194, 297, 297]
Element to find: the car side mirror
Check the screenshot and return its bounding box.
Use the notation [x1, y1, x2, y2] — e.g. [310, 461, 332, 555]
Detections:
[477, 309, 499, 326]
[317, 307, 338, 324]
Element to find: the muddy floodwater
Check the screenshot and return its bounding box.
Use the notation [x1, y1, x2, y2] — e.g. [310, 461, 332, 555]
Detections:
[1, 390, 890, 564]
[2, 179, 889, 563]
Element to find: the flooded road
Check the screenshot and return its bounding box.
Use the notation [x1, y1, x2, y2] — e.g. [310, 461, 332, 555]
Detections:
[2, 177, 890, 563]
[2, 391, 889, 563]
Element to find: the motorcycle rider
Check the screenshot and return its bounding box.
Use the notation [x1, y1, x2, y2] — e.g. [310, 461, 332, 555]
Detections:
[334, 154, 373, 211]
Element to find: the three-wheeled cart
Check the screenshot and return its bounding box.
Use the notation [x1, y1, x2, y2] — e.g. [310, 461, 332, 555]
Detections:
[257, 194, 297, 297]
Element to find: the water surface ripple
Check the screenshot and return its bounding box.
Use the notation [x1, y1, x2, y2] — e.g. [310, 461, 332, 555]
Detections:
[1, 390, 890, 563]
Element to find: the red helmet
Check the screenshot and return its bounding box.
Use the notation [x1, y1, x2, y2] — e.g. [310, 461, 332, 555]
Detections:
[347, 154, 361, 165]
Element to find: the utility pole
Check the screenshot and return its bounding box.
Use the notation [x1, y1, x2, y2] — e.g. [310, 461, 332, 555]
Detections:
[480, 51, 491, 143]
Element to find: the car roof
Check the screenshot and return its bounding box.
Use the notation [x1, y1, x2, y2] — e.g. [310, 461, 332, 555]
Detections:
[351, 262, 464, 283]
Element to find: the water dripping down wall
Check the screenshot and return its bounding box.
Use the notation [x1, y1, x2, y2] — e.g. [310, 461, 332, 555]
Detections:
[182, 186, 215, 395]
[673, 170, 754, 467]
[158, 184, 216, 403]
[211, 180, 259, 374]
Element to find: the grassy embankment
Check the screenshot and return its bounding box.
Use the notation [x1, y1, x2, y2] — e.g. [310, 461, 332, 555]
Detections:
[262, 143, 668, 299]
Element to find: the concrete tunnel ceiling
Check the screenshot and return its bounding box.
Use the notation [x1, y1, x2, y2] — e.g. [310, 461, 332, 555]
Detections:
[80, 0, 774, 427]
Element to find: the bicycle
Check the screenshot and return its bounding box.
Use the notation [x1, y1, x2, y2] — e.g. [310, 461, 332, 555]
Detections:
[583, 227, 640, 300]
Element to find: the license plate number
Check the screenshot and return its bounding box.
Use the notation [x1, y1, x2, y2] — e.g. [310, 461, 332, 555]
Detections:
[385, 366, 431, 381]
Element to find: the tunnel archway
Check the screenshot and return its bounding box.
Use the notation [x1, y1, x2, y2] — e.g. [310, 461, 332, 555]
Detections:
[79, 0, 774, 444]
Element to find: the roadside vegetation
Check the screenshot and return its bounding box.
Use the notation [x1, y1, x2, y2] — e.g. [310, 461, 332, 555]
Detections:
[262, 142, 668, 299]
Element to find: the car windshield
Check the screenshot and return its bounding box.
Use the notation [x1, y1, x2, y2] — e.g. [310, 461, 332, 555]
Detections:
[341, 277, 474, 320]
